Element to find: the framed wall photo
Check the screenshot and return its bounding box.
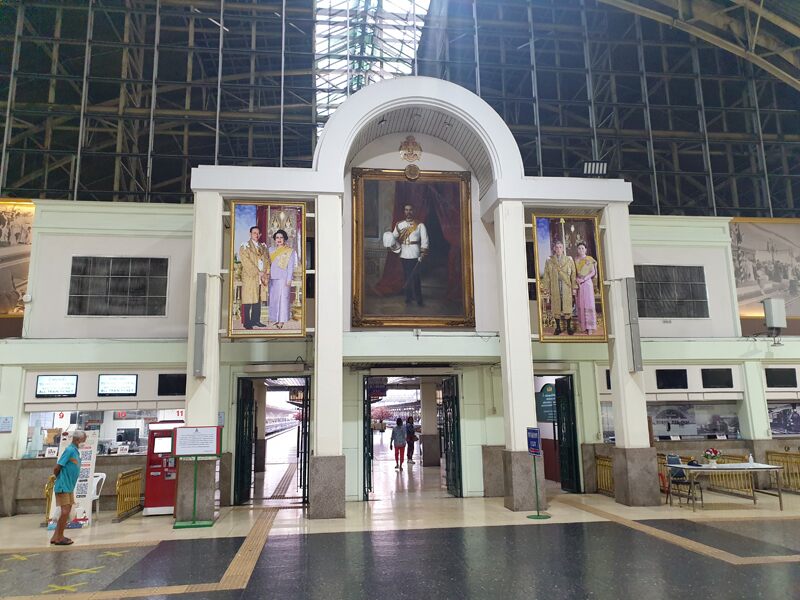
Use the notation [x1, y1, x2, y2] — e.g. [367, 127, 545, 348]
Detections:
[352, 168, 475, 328]
[229, 201, 306, 338]
[532, 214, 607, 343]
[0, 199, 34, 319]
[730, 217, 800, 322]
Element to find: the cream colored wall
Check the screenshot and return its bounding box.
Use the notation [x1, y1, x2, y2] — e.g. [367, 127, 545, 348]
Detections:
[630, 215, 739, 339]
[24, 201, 193, 340]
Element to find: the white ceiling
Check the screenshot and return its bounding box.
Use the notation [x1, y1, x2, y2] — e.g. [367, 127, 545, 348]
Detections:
[346, 105, 495, 196]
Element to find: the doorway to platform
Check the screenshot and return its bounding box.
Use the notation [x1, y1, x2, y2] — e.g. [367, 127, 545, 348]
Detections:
[234, 376, 311, 507]
[534, 375, 581, 493]
[362, 374, 462, 502]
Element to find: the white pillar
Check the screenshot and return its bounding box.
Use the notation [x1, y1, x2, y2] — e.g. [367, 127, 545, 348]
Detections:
[493, 201, 537, 452]
[185, 191, 223, 426]
[420, 380, 437, 435]
[602, 202, 649, 448]
[313, 194, 343, 456]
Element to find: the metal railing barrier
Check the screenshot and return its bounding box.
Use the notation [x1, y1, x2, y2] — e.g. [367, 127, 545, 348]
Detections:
[596, 455, 614, 497]
[766, 451, 800, 493]
[113, 468, 144, 522]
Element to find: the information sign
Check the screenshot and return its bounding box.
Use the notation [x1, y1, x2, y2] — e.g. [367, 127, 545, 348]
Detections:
[174, 426, 221, 456]
[98, 374, 138, 396]
[535, 384, 558, 423]
[36, 375, 78, 398]
[527, 427, 541, 456]
[0, 416, 12, 433]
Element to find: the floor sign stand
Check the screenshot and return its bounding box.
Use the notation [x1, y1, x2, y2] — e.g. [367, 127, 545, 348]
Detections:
[526, 427, 551, 520]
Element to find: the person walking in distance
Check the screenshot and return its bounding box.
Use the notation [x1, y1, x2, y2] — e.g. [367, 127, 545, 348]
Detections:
[389, 418, 407, 471]
[50, 430, 86, 546]
[405, 416, 417, 465]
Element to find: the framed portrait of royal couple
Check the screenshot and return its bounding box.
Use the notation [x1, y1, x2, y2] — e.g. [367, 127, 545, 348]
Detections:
[351, 168, 475, 328]
[532, 214, 608, 343]
[228, 201, 306, 338]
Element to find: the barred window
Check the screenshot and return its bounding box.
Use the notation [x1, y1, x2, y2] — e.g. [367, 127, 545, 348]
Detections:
[68, 257, 168, 316]
[634, 265, 708, 318]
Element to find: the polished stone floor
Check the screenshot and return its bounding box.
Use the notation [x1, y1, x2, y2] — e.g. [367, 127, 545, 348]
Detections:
[1, 430, 797, 599]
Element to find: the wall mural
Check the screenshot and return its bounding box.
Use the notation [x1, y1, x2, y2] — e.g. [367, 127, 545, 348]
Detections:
[0, 199, 34, 319]
[730, 217, 800, 321]
[228, 201, 306, 338]
[351, 168, 475, 328]
[532, 214, 607, 342]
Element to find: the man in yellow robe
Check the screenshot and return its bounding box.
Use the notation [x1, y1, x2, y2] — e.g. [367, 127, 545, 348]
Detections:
[541, 240, 576, 335]
[239, 226, 269, 329]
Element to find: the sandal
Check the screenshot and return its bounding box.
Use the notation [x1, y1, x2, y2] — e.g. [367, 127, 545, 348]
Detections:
[51, 539, 74, 546]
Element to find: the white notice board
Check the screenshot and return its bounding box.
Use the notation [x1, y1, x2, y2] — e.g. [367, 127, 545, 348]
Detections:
[174, 426, 221, 456]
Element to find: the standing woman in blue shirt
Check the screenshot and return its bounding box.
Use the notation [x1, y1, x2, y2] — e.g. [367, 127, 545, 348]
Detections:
[50, 430, 86, 546]
[389, 418, 407, 471]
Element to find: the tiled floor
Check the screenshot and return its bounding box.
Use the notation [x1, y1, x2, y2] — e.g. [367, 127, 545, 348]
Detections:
[1, 430, 798, 598]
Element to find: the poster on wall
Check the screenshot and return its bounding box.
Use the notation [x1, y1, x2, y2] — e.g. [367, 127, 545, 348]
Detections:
[730, 218, 800, 321]
[532, 215, 607, 342]
[351, 168, 475, 328]
[768, 402, 800, 436]
[47, 430, 99, 530]
[228, 201, 306, 337]
[647, 404, 740, 438]
[0, 200, 34, 319]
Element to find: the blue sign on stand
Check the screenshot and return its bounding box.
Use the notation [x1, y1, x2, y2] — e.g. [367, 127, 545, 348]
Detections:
[527, 427, 541, 456]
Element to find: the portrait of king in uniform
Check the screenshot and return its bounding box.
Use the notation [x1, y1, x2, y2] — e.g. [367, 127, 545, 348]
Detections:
[352, 167, 474, 328]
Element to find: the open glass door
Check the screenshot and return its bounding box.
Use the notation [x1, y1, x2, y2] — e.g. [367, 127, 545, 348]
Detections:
[362, 376, 374, 500]
[297, 377, 311, 506]
[234, 378, 255, 505]
[556, 375, 581, 493]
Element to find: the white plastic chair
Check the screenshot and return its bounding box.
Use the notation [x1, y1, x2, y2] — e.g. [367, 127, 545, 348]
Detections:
[91, 472, 107, 519]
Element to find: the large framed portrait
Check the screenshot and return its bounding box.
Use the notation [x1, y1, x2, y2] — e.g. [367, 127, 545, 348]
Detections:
[532, 214, 607, 342]
[351, 168, 475, 328]
[0, 199, 34, 319]
[229, 201, 306, 338]
[730, 217, 800, 321]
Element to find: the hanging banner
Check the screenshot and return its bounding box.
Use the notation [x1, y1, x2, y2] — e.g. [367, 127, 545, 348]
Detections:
[48, 430, 99, 530]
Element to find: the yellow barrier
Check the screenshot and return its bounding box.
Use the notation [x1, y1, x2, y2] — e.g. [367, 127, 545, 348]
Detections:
[113, 468, 144, 523]
[596, 455, 614, 497]
[42, 474, 56, 527]
[766, 451, 800, 493]
[706, 454, 754, 497]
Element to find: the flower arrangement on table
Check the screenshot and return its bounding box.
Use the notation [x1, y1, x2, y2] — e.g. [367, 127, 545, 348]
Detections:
[703, 447, 721, 465]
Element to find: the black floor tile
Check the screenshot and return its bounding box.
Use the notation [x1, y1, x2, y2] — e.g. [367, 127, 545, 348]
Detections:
[243, 523, 800, 599]
[640, 519, 797, 557]
[105, 537, 245, 590]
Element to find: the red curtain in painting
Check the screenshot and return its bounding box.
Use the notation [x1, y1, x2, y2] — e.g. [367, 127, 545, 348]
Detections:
[373, 181, 462, 303]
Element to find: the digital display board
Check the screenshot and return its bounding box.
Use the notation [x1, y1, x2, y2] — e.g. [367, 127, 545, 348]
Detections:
[35, 375, 78, 398]
[98, 374, 138, 397]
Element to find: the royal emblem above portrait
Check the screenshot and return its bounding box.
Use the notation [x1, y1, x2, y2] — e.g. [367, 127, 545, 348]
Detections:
[351, 168, 475, 328]
[532, 214, 608, 343]
[0, 199, 34, 320]
[730, 217, 800, 324]
[228, 201, 306, 338]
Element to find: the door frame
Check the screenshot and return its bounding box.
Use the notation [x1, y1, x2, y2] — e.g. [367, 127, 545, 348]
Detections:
[361, 371, 463, 501]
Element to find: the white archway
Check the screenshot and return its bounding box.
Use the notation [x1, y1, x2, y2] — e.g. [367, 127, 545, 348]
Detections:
[313, 76, 525, 201]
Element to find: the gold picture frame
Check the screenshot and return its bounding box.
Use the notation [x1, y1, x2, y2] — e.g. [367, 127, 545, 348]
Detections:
[0, 199, 34, 319]
[532, 214, 608, 343]
[228, 201, 306, 338]
[730, 216, 800, 321]
[352, 168, 475, 328]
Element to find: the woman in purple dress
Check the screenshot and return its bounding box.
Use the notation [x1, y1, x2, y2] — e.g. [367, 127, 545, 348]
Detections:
[575, 241, 598, 335]
[268, 229, 298, 328]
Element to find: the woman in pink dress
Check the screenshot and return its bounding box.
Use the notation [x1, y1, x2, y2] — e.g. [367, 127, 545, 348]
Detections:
[574, 241, 598, 335]
[268, 229, 298, 328]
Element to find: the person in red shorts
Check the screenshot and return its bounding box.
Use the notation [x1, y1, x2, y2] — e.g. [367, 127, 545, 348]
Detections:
[389, 418, 407, 471]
